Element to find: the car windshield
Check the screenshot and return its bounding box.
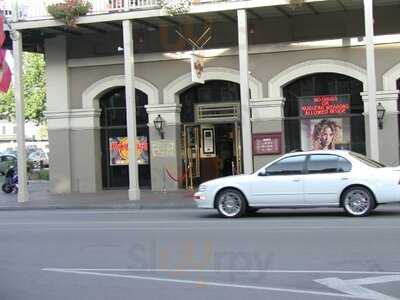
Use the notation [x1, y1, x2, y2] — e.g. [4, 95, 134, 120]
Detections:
[349, 152, 385, 168]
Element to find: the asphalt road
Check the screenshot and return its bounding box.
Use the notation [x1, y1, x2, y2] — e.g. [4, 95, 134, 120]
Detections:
[1, 206, 400, 300]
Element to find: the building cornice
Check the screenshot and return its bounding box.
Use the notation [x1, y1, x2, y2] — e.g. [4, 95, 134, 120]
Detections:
[45, 109, 102, 130]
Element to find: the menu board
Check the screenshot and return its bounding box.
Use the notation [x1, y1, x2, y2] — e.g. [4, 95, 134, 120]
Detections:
[252, 133, 282, 155]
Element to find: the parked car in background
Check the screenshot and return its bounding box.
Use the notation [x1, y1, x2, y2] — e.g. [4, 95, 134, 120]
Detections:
[194, 150, 400, 218]
[28, 150, 49, 169]
[0, 154, 17, 175]
[0, 154, 34, 174]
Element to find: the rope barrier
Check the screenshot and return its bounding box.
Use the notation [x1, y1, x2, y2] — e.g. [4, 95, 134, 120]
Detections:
[165, 168, 186, 183]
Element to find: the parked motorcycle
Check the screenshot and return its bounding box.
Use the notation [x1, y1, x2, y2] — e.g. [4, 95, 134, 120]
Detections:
[2, 166, 18, 194]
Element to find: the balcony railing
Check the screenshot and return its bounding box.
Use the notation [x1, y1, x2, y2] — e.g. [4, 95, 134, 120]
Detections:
[0, 0, 220, 22]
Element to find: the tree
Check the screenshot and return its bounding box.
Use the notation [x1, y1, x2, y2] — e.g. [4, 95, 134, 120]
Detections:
[0, 52, 46, 125]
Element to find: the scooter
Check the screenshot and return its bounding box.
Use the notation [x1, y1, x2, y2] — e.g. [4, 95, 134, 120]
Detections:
[2, 166, 18, 194]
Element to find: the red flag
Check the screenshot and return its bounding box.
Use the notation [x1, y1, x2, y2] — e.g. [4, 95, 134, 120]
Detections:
[0, 15, 5, 48]
[0, 49, 11, 93]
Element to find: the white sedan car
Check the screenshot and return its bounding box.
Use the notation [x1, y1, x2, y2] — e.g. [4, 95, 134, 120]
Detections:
[194, 150, 400, 218]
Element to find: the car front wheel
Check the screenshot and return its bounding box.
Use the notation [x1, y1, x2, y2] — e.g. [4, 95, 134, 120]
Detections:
[342, 186, 375, 217]
[216, 189, 247, 218]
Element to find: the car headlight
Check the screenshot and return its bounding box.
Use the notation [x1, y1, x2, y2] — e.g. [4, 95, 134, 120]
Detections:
[198, 184, 207, 192]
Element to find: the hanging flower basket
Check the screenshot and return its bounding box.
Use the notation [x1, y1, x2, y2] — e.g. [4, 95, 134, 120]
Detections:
[159, 0, 191, 16]
[47, 0, 92, 29]
[289, 0, 304, 10]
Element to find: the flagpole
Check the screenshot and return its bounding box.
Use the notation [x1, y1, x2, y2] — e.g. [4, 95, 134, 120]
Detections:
[1, 7, 29, 202]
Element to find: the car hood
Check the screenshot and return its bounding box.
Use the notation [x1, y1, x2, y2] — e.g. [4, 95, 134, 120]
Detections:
[202, 174, 249, 186]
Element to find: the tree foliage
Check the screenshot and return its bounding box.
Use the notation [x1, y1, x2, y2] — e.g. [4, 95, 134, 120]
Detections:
[0, 52, 46, 125]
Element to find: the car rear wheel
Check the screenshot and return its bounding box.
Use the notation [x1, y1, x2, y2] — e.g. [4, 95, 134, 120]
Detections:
[216, 189, 247, 218]
[342, 187, 374, 217]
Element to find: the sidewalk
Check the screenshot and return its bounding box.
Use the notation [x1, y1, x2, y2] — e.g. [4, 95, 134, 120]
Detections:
[0, 181, 198, 210]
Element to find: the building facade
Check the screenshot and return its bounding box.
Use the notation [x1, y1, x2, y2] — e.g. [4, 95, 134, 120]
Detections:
[6, 0, 400, 196]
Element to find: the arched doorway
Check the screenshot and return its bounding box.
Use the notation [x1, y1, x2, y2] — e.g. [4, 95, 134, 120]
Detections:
[179, 80, 242, 188]
[100, 87, 151, 189]
[283, 73, 366, 154]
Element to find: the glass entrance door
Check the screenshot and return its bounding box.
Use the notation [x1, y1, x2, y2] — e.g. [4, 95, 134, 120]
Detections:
[183, 122, 243, 189]
[183, 124, 200, 190]
[234, 122, 242, 175]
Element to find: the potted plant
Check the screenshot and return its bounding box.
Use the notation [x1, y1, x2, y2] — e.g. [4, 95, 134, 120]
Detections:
[159, 0, 191, 16]
[47, 0, 92, 28]
[289, 0, 304, 9]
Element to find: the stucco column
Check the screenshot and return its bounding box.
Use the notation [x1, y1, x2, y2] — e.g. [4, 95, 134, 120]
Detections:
[145, 104, 182, 191]
[45, 109, 102, 192]
[250, 97, 285, 169]
[363, 0, 380, 161]
[13, 30, 28, 202]
[45, 36, 72, 193]
[362, 91, 399, 165]
[237, 9, 253, 174]
[123, 19, 140, 200]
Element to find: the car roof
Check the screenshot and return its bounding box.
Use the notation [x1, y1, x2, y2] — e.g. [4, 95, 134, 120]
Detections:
[282, 150, 351, 157]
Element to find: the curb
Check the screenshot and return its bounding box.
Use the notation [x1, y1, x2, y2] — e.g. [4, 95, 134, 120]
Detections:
[0, 204, 198, 211]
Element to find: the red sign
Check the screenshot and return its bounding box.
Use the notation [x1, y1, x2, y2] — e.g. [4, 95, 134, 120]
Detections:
[299, 95, 350, 117]
[252, 133, 282, 155]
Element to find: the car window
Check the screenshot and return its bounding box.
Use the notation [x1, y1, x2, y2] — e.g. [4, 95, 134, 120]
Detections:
[307, 154, 351, 174]
[349, 152, 385, 168]
[337, 157, 352, 172]
[5, 156, 15, 162]
[265, 155, 306, 176]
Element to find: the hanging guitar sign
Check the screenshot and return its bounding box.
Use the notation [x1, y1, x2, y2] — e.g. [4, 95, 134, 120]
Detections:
[175, 26, 212, 84]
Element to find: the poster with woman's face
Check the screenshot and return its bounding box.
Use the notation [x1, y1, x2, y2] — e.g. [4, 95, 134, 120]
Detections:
[301, 118, 350, 151]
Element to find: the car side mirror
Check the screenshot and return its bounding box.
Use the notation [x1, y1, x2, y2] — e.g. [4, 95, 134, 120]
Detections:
[258, 169, 268, 176]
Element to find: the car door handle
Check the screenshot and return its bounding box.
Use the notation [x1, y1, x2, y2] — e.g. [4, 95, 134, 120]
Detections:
[293, 179, 302, 182]
[341, 177, 349, 180]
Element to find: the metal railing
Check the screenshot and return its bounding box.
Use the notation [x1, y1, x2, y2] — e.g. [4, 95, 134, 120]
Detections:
[0, 0, 221, 22]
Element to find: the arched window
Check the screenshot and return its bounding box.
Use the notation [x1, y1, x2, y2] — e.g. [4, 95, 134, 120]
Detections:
[283, 73, 365, 154]
[179, 80, 241, 123]
[100, 87, 150, 188]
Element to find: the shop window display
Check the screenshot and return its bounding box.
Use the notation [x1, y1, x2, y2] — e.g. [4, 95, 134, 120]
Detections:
[283, 73, 365, 154]
[100, 87, 151, 189]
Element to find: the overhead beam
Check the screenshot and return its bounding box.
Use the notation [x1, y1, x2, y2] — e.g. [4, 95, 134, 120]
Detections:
[189, 14, 209, 25]
[160, 16, 181, 27]
[218, 12, 236, 23]
[275, 6, 291, 18]
[133, 19, 159, 31]
[336, 0, 347, 11]
[79, 24, 108, 34]
[48, 27, 82, 36]
[248, 9, 263, 20]
[105, 22, 122, 29]
[305, 3, 319, 15]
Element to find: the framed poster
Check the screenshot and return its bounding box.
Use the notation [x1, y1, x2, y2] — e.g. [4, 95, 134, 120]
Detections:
[300, 118, 351, 151]
[109, 136, 149, 166]
[252, 133, 282, 155]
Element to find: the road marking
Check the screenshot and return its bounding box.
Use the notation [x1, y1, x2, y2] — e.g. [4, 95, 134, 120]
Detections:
[347, 275, 400, 285]
[42, 268, 400, 299]
[316, 277, 400, 300]
[41, 268, 364, 299]
[42, 268, 400, 275]
[1, 225, 400, 233]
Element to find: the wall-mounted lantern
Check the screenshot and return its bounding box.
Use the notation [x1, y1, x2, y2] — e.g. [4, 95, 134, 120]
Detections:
[377, 102, 386, 130]
[153, 114, 165, 139]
